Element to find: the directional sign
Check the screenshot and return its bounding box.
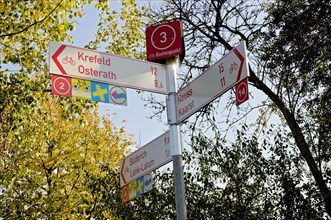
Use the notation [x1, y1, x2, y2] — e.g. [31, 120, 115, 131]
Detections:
[146, 20, 183, 61]
[120, 131, 171, 187]
[49, 41, 168, 94]
[175, 41, 249, 123]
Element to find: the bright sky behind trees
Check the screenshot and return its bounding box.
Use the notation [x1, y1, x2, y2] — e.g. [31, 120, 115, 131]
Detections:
[72, 2, 168, 147]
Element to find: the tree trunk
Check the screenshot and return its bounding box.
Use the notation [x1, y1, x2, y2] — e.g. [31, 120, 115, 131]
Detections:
[248, 69, 331, 217]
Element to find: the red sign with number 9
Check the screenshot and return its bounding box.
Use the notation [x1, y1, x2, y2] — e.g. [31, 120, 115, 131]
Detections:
[146, 20, 183, 61]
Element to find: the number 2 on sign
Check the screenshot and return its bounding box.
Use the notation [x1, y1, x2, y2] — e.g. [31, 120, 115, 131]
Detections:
[59, 82, 65, 90]
[151, 67, 157, 75]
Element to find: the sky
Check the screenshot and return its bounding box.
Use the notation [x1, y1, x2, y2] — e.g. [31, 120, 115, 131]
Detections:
[65, 1, 274, 152]
[72, 2, 168, 148]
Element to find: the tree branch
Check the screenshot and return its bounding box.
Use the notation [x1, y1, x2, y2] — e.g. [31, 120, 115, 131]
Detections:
[0, 1, 63, 38]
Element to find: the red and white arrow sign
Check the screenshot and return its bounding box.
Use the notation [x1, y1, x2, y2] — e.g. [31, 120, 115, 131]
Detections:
[175, 41, 249, 123]
[49, 41, 168, 94]
[120, 131, 171, 187]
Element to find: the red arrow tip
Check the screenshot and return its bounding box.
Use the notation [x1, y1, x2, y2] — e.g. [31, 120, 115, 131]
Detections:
[52, 45, 67, 75]
[233, 48, 245, 82]
[111, 90, 117, 99]
[120, 158, 127, 186]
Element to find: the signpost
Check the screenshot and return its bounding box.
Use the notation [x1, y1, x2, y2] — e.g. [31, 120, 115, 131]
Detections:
[49, 41, 168, 94]
[50, 20, 250, 219]
[120, 131, 171, 187]
[175, 41, 249, 123]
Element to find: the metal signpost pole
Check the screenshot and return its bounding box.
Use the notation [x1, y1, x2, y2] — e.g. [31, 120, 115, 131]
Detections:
[166, 56, 187, 220]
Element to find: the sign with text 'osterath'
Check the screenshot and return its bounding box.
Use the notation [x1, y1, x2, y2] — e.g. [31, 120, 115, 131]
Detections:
[49, 41, 168, 94]
[51, 75, 127, 106]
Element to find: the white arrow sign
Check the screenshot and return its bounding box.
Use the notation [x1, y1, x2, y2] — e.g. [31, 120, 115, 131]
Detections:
[120, 131, 171, 187]
[175, 41, 249, 123]
[49, 41, 168, 94]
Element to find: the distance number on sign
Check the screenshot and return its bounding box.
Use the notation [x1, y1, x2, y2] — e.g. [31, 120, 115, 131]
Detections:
[151, 66, 164, 89]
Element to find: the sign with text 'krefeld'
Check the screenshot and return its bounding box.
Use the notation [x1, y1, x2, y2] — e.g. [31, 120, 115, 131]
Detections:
[120, 131, 171, 187]
[49, 41, 168, 94]
[175, 41, 249, 123]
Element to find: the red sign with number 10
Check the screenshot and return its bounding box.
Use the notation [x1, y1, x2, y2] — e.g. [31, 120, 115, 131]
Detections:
[146, 20, 183, 61]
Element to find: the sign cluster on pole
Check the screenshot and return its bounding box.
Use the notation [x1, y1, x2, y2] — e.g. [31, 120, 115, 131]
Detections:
[49, 19, 250, 220]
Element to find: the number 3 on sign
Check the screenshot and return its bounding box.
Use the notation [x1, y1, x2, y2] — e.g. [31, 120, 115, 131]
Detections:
[160, 32, 167, 43]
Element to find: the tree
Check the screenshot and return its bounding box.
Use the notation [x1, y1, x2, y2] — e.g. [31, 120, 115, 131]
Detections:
[139, 0, 330, 218]
[1, 0, 145, 218]
[113, 124, 326, 219]
[0, 91, 131, 219]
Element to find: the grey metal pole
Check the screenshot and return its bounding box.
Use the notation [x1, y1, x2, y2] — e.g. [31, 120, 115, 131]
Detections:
[166, 56, 187, 220]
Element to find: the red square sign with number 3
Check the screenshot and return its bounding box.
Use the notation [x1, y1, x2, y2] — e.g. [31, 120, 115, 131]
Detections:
[146, 20, 183, 61]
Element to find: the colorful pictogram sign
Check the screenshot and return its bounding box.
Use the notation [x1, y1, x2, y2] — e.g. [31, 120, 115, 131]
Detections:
[121, 173, 153, 204]
[51, 75, 127, 106]
[110, 86, 127, 105]
[91, 81, 109, 103]
[72, 78, 91, 100]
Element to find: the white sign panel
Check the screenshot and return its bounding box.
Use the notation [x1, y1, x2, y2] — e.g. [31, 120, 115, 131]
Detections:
[120, 131, 171, 187]
[49, 41, 168, 94]
[175, 41, 249, 123]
